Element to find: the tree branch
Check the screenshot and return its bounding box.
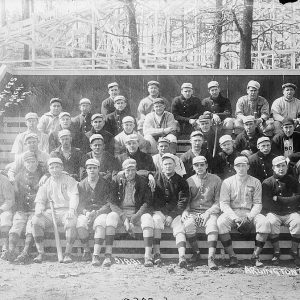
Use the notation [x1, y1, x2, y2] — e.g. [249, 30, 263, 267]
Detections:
[231, 8, 243, 37]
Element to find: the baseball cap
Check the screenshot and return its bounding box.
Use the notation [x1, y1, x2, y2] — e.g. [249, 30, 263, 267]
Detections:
[108, 82, 119, 89]
[282, 117, 295, 126]
[58, 129, 71, 139]
[247, 80, 260, 90]
[47, 157, 63, 166]
[161, 153, 176, 162]
[122, 116, 135, 123]
[124, 133, 139, 143]
[234, 156, 249, 165]
[147, 80, 159, 87]
[282, 83, 297, 90]
[257, 136, 270, 147]
[114, 95, 126, 103]
[25, 112, 38, 120]
[59, 112, 70, 119]
[122, 158, 137, 169]
[89, 134, 104, 144]
[91, 113, 104, 121]
[190, 131, 204, 138]
[23, 151, 37, 162]
[193, 156, 207, 164]
[153, 98, 165, 105]
[181, 83, 193, 89]
[219, 135, 233, 145]
[85, 158, 100, 167]
[79, 98, 91, 105]
[49, 98, 62, 105]
[158, 137, 170, 144]
[198, 114, 211, 122]
[272, 156, 286, 166]
[208, 81, 219, 89]
[24, 133, 38, 142]
[243, 115, 255, 124]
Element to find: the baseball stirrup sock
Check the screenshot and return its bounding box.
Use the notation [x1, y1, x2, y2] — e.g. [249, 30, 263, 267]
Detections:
[9, 233, 19, 251]
[144, 237, 154, 247]
[221, 239, 232, 248]
[208, 241, 217, 248]
[94, 238, 104, 245]
[23, 234, 33, 252]
[291, 236, 300, 243]
[105, 235, 115, 246]
[255, 240, 265, 248]
[270, 236, 280, 244]
[154, 238, 161, 245]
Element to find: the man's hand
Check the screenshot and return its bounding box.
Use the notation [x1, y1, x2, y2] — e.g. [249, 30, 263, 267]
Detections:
[189, 119, 196, 125]
[200, 212, 210, 227]
[66, 208, 76, 219]
[164, 127, 174, 134]
[181, 210, 189, 222]
[165, 216, 173, 226]
[86, 210, 96, 223]
[273, 196, 278, 202]
[124, 217, 130, 232]
[148, 174, 156, 192]
[234, 217, 243, 227]
[212, 114, 221, 124]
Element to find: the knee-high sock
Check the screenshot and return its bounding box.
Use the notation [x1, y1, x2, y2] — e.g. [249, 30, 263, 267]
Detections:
[8, 232, 19, 252]
[219, 233, 235, 257]
[143, 227, 153, 258]
[269, 234, 280, 254]
[105, 226, 116, 256]
[175, 233, 186, 257]
[253, 233, 268, 256]
[207, 233, 218, 258]
[93, 226, 105, 256]
[153, 228, 161, 254]
[291, 234, 300, 254]
[22, 233, 34, 254]
[32, 224, 45, 254]
[1, 226, 10, 251]
[77, 227, 90, 252]
[65, 227, 77, 254]
[186, 234, 199, 253]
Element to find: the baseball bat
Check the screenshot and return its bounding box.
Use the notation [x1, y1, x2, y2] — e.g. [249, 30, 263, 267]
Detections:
[49, 200, 64, 263]
[213, 122, 218, 158]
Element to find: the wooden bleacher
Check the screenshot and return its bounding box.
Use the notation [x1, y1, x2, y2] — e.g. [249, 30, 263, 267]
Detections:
[0, 117, 299, 261]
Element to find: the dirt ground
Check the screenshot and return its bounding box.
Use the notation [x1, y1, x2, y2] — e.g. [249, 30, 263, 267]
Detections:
[1, 256, 300, 300]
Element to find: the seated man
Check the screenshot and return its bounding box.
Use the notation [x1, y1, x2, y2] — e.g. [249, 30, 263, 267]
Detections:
[217, 156, 270, 267]
[143, 98, 177, 154]
[0, 173, 14, 260]
[248, 137, 276, 182]
[11, 112, 49, 157]
[114, 116, 150, 156]
[5, 152, 44, 263]
[152, 137, 186, 177]
[181, 131, 212, 178]
[76, 159, 118, 267]
[31, 158, 78, 263]
[235, 80, 270, 136]
[105, 95, 135, 136]
[152, 153, 189, 267]
[182, 156, 221, 270]
[80, 134, 119, 181]
[50, 129, 82, 181]
[111, 158, 154, 267]
[271, 83, 300, 134]
[72, 98, 92, 134]
[234, 116, 263, 157]
[171, 83, 204, 136]
[262, 156, 300, 266]
[213, 135, 240, 180]
[37, 98, 62, 134]
[201, 81, 232, 135]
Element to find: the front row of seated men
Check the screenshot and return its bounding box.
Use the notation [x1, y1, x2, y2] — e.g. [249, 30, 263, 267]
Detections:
[1, 144, 300, 270]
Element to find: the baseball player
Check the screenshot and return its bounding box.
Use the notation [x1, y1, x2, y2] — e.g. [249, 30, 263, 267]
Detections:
[31, 158, 78, 263]
[111, 158, 154, 267]
[152, 153, 189, 267]
[182, 156, 221, 270]
[76, 159, 118, 267]
[5, 152, 44, 263]
[217, 156, 270, 267]
[262, 156, 300, 266]
[71, 98, 93, 134]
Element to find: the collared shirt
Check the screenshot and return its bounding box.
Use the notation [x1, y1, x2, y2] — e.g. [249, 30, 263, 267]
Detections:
[37, 112, 60, 134]
[271, 96, 300, 122]
[235, 95, 269, 119]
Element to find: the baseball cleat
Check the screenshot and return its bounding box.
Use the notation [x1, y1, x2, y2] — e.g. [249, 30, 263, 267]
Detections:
[271, 252, 280, 266]
[14, 252, 31, 264]
[63, 254, 72, 264]
[153, 253, 162, 265]
[289, 249, 300, 267]
[189, 251, 201, 263]
[178, 255, 187, 268]
[144, 256, 154, 267]
[82, 251, 92, 262]
[102, 256, 112, 267]
[251, 255, 263, 267]
[91, 255, 101, 266]
[33, 253, 44, 263]
[208, 256, 218, 270]
[229, 256, 238, 267]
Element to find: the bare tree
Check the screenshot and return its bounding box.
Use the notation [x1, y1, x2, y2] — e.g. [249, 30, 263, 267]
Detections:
[213, 0, 223, 69]
[22, 0, 30, 62]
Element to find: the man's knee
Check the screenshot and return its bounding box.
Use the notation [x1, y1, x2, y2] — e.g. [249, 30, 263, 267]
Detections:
[289, 213, 300, 235]
[0, 211, 13, 227]
[172, 216, 185, 237]
[266, 213, 281, 235]
[31, 215, 45, 229]
[217, 213, 231, 234]
[141, 213, 154, 230]
[152, 212, 165, 230]
[205, 215, 219, 235]
[184, 216, 196, 236]
[254, 214, 271, 234]
[106, 212, 119, 228]
[76, 214, 88, 230]
[93, 214, 108, 229]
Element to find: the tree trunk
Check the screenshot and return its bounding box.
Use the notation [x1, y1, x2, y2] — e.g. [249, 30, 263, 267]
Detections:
[124, 0, 140, 69]
[213, 0, 223, 69]
[0, 0, 6, 27]
[240, 0, 253, 69]
[22, 0, 30, 62]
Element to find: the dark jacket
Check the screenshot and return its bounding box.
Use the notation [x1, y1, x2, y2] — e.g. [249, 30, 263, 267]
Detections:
[80, 151, 119, 181]
[83, 128, 114, 154]
[100, 97, 132, 116]
[272, 131, 300, 156]
[234, 128, 263, 154]
[248, 151, 276, 182]
[111, 173, 152, 224]
[262, 174, 300, 216]
[77, 176, 115, 214]
[50, 146, 82, 181]
[71, 112, 92, 133]
[153, 172, 188, 218]
[181, 148, 213, 179]
[201, 94, 232, 121]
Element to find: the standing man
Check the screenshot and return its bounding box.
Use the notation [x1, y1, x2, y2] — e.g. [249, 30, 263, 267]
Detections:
[217, 156, 270, 267]
[72, 98, 93, 134]
[31, 158, 79, 263]
[182, 156, 221, 270]
[262, 156, 300, 266]
[76, 159, 118, 267]
[271, 83, 300, 134]
[152, 153, 189, 267]
[235, 81, 270, 135]
[11, 112, 49, 157]
[38, 98, 63, 134]
[171, 83, 204, 136]
[101, 82, 131, 116]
